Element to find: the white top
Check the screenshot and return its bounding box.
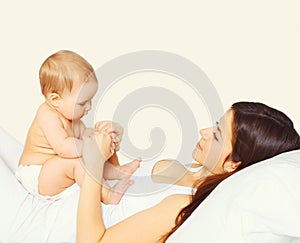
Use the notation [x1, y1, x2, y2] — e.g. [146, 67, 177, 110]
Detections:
[103, 173, 194, 227]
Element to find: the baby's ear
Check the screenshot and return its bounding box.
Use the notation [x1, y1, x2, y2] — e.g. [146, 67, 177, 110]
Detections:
[47, 92, 61, 108]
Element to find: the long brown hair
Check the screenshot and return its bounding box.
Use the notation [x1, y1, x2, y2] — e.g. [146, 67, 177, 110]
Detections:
[163, 101, 300, 241]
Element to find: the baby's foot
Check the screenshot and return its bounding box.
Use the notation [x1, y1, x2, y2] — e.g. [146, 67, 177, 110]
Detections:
[118, 159, 141, 178]
[102, 178, 133, 205]
[103, 159, 142, 180]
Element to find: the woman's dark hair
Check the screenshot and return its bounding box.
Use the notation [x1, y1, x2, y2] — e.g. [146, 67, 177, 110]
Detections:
[163, 101, 300, 241]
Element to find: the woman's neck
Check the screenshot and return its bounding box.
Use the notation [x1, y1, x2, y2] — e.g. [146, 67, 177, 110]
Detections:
[151, 160, 212, 188]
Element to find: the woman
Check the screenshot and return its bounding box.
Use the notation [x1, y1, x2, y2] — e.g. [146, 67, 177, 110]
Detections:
[77, 102, 300, 242]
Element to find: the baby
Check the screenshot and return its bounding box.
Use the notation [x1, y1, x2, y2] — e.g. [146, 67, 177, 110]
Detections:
[17, 50, 140, 204]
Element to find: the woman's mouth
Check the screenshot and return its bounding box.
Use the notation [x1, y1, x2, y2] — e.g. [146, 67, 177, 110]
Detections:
[197, 142, 203, 151]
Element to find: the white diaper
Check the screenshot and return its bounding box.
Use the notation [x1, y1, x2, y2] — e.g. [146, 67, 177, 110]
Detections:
[15, 165, 79, 201]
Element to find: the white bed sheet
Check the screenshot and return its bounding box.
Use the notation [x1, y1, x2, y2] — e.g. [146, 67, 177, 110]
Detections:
[0, 156, 80, 243]
[1, 126, 300, 243]
[0, 127, 80, 242]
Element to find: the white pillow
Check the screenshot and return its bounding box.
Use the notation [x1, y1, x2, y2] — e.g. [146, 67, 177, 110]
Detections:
[168, 150, 300, 243]
[0, 127, 23, 172]
[0, 157, 29, 239]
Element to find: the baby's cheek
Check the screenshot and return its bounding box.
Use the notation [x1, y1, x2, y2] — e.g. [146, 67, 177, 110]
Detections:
[73, 107, 84, 118]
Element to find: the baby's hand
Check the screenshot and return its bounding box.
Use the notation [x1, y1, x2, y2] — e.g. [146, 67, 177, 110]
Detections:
[83, 131, 113, 161]
[82, 128, 94, 138]
[95, 121, 123, 152]
[95, 121, 123, 137]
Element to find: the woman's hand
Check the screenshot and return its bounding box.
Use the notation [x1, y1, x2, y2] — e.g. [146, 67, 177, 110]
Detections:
[82, 132, 113, 183]
[94, 121, 124, 152]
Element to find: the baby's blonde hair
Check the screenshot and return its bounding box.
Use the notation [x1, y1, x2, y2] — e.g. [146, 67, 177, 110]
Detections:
[39, 50, 97, 96]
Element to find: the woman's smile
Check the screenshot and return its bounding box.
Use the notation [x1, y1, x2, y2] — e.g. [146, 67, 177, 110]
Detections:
[196, 141, 203, 151]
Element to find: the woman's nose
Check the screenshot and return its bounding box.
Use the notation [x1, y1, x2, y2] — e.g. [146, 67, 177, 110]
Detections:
[200, 127, 212, 139]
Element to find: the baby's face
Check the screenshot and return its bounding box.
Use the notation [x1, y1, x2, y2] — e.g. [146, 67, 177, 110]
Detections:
[58, 78, 98, 121]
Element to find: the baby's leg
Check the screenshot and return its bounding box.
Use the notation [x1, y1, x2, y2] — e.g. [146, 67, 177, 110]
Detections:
[101, 178, 133, 205]
[38, 156, 84, 196]
[103, 159, 141, 180]
[38, 156, 132, 204]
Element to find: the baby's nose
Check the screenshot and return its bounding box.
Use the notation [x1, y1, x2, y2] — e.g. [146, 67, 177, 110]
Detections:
[85, 101, 92, 111]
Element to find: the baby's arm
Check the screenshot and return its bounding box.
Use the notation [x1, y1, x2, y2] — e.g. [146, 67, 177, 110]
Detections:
[79, 121, 94, 139]
[39, 113, 83, 158]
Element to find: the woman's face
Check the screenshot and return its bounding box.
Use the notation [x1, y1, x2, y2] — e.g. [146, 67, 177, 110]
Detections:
[192, 109, 235, 174]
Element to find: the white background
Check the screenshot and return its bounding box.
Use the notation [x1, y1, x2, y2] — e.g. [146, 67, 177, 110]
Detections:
[0, 0, 299, 162]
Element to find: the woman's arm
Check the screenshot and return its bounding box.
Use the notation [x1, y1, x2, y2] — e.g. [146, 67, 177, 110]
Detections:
[77, 134, 190, 243]
[76, 132, 111, 242]
[77, 173, 105, 242]
[77, 171, 190, 243]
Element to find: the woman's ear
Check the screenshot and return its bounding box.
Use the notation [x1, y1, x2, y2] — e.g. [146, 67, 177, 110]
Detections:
[47, 92, 61, 108]
[223, 160, 241, 173]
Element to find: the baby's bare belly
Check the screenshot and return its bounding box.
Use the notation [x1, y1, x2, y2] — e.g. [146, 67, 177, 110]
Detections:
[19, 148, 56, 166]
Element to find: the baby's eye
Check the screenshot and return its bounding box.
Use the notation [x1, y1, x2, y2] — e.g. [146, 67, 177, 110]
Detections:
[77, 101, 86, 106]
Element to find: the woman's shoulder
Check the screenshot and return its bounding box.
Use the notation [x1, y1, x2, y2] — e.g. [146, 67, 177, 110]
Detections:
[151, 159, 200, 187]
[152, 159, 202, 173]
[151, 159, 185, 175]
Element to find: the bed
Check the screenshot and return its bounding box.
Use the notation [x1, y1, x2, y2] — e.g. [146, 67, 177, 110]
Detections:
[1, 127, 300, 243]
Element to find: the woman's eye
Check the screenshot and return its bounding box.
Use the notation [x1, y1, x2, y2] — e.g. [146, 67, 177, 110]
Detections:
[213, 132, 218, 141]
